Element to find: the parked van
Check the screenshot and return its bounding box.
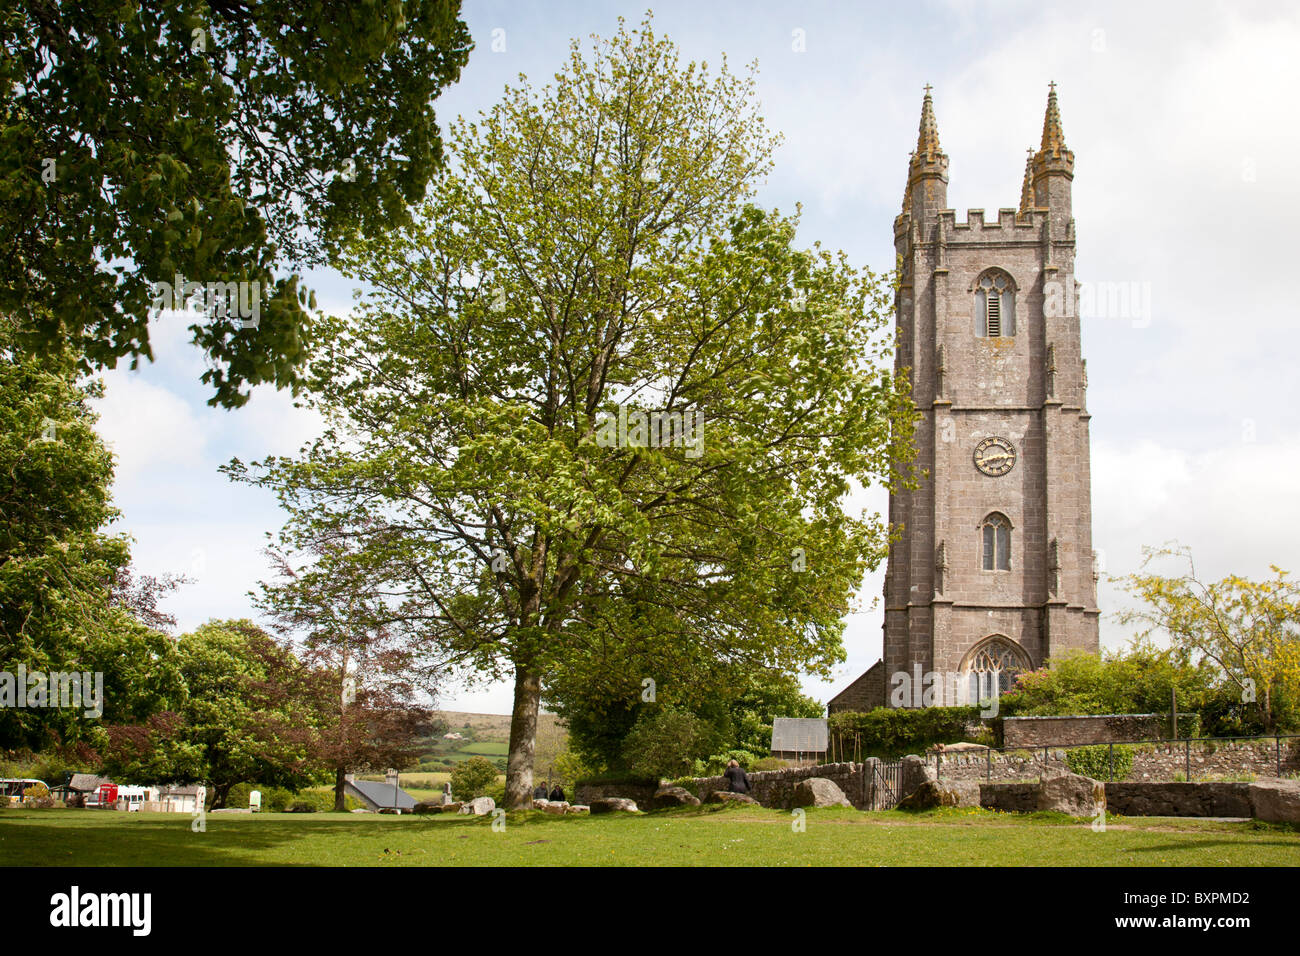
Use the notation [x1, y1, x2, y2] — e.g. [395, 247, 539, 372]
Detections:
[0, 778, 46, 807]
[114, 785, 159, 811]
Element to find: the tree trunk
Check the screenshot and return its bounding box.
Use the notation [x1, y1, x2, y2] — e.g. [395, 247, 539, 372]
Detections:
[505, 664, 542, 809]
[211, 782, 231, 810]
[334, 766, 348, 812]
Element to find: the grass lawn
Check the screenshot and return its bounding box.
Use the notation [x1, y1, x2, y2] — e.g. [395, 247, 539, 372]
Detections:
[2, 805, 1298, 867]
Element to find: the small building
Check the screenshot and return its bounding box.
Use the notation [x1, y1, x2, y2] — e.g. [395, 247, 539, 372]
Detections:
[155, 785, 206, 814]
[344, 770, 417, 813]
[770, 717, 829, 765]
[52, 773, 114, 807]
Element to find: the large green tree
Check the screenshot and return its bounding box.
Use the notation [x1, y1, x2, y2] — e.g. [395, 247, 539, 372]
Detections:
[172, 619, 324, 807]
[2, 0, 471, 407]
[228, 18, 913, 807]
[0, 315, 131, 750]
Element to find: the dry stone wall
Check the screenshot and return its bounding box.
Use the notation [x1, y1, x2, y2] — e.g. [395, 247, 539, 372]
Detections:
[680, 762, 869, 810]
[929, 738, 1300, 782]
[1002, 714, 1166, 747]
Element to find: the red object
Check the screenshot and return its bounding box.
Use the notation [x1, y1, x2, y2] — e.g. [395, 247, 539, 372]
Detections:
[97, 783, 118, 804]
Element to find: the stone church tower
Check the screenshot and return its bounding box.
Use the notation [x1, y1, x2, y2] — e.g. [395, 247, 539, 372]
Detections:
[830, 86, 1100, 712]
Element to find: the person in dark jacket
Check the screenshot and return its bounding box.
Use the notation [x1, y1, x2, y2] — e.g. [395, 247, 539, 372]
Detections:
[533, 783, 548, 800]
[548, 784, 566, 802]
[723, 759, 751, 794]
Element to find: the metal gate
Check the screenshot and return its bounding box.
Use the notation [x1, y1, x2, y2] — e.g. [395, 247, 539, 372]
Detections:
[870, 760, 902, 810]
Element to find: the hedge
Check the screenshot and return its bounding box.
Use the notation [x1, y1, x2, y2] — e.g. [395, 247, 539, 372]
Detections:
[827, 707, 984, 759]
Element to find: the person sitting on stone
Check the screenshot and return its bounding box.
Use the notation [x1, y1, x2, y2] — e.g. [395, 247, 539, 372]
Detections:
[548, 783, 566, 803]
[534, 783, 548, 801]
[723, 758, 751, 794]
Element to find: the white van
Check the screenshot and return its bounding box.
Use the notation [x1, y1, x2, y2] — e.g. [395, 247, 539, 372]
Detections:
[114, 785, 159, 811]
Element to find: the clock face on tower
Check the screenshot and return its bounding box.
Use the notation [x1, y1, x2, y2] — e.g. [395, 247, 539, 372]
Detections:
[973, 436, 1017, 477]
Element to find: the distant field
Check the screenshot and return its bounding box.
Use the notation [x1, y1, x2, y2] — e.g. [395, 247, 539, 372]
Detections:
[415, 711, 566, 776]
[432, 711, 562, 744]
[3, 806, 1298, 867]
[457, 742, 509, 756]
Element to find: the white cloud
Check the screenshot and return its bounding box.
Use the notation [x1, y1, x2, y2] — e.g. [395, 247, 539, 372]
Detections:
[92, 374, 207, 484]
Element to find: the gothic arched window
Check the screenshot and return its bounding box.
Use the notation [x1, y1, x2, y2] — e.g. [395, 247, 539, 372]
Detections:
[981, 512, 1011, 571]
[962, 636, 1030, 700]
[975, 271, 1016, 337]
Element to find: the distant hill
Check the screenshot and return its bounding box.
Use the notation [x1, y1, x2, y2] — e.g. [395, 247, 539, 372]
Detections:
[417, 711, 567, 773]
[433, 711, 563, 743]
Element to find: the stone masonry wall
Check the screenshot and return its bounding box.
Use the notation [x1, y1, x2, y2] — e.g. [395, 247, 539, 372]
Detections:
[680, 762, 869, 810]
[929, 738, 1300, 782]
[574, 781, 659, 807]
[577, 764, 871, 810]
[1002, 714, 1167, 747]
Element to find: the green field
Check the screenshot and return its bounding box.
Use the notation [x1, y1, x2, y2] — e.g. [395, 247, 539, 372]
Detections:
[457, 742, 510, 756]
[3, 806, 1297, 867]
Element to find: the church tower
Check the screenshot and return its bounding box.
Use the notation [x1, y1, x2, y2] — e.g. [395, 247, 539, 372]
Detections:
[875, 85, 1100, 707]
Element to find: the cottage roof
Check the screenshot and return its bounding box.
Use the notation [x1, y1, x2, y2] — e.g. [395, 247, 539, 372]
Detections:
[66, 773, 113, 792]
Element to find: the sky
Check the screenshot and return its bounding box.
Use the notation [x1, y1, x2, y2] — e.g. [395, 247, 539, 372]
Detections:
[90, 0, 1300, 714]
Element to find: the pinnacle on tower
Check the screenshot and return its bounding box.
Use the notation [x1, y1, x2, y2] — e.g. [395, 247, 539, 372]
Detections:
[915, 84, 941, 162]
[1033, 81, 1074, 173]
[902, 85, 949, 216]
[1019, 147, 1036, 213]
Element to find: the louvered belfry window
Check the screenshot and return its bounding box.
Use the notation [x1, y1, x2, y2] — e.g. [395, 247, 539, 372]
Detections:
[977, 272, 1015, 337]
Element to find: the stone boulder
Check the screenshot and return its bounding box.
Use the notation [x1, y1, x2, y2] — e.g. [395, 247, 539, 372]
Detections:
[652, 786, 702, 808]
[459, 796, 495, 816]
[439, 801, 463, 814]
[1037, 772, 1105, 817]
[704, 791, 759, 806]
[896, 779, 980, 810]
[589, 797, 641, 814]
[899, 754, 937, 800]
[542, 801, 569, 815]
[1249, 780, 1300, 823]
[565, 804, 590, 814]
[412, 801, 442, 815]
[790, 777, 852, 809]
[532, 798, 550, 810]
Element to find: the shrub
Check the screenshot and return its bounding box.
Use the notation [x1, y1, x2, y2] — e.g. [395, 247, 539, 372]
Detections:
[21, 781, 56, 808]
[692, 750, 758, 777]
[749, 757, 786, 772]
[449, 756, 498, 800]
[622, 707, 720, 780]
[1065, 744, 1133, 781]
[261, 787, 295, 812]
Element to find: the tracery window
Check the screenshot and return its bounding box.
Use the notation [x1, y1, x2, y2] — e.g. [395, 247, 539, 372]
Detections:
[963, 637, 1029, 700]
[981, 512, 1011, 571]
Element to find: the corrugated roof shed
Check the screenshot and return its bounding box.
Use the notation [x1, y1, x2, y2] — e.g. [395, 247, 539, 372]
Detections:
[770, 717, 828, 753]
